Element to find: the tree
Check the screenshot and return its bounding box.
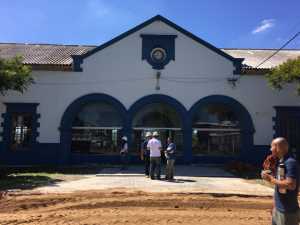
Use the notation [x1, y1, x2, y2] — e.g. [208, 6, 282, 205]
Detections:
[266, 56, 300, 95]
[0, 55, 34, 95]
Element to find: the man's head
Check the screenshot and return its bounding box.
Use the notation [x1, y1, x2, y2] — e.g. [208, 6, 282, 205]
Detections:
[167, 137, 172, 144]
[152, 131, 159, 138]
[271, 137, 289, 159]
[145, 132, 152, 140]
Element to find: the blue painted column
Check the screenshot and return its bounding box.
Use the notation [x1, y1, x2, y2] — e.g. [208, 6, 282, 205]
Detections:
[59, 128, 72, 165]
[183, 117, 192, 164]
[240, 130, 254, 163]
[1, 113, 10, 160]
[122, 113, 132, 164]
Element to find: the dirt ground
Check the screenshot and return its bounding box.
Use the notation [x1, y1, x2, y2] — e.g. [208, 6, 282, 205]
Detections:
[0, 190, 274, 225]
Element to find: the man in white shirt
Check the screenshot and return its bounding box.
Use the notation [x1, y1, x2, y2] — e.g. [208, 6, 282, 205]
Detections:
[147, 131, 162, 180]
[120, 136, 128, 170]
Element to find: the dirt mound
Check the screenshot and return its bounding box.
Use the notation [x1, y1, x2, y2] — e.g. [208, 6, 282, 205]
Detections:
[0, 190, 273, 225]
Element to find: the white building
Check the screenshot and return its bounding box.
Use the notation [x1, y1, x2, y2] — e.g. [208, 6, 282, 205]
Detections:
[0, 15, 299, 165]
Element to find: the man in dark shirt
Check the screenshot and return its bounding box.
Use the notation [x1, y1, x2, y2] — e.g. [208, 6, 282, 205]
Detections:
[140, 132, 152, 177]
[164, 137, 176, 181]
[262, 137, 300, 225]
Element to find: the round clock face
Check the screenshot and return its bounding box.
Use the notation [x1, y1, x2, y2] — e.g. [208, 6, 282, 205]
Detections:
[150, 48, 166, 62]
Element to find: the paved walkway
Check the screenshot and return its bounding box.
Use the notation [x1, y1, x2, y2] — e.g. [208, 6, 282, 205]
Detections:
[35, 165, 273, 196]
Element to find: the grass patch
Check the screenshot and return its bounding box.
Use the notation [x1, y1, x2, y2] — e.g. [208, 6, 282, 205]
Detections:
[0, 173, 62, 191]
[0, 165, 108, 191]
[0, 164, 130, 191]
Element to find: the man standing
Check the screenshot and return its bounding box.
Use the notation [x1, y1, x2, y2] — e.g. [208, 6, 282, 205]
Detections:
[165, 137, 176, 181]
[120, 136, 128, 170]
[147, 131, 162, 180]
[262, 137, 300, 225]
[141, 132, 152, 177]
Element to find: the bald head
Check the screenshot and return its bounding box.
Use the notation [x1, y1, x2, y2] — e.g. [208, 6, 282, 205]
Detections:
[271, 137, 289, 158]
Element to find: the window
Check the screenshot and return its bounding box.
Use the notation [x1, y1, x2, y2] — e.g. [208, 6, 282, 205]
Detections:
[2, 103, 39, 152]
[10, 113, 33, 150]
[71, 102, 123, 155]
[132, 103, 183, 155]
[192, 104, 241, 156]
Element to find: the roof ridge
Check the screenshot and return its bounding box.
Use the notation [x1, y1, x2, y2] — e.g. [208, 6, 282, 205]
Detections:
[0, 42, 97, 47]
[1, 43, 299, 51]
[222, 48, 300, 51]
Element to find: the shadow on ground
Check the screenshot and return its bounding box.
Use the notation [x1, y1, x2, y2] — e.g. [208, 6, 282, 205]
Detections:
[97, 165, 236, 178]
[0, 175, 63, 191]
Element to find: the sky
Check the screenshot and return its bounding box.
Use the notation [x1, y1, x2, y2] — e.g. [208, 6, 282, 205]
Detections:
[0, 0, 300, 49]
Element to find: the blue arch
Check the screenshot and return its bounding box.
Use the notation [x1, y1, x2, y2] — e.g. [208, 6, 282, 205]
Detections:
[128, 94, 188, 125]
[59, 93, 127, 164]
[128, 94, 190, 162]
[189, 95, 255, 162]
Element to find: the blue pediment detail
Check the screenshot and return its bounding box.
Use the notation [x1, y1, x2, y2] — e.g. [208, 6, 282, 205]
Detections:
[141, 34, 177, 70]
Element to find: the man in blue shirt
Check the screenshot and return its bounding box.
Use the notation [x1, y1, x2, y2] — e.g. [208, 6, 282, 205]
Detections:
[262, 137, 300, 225]
[164, 137, 176, 181]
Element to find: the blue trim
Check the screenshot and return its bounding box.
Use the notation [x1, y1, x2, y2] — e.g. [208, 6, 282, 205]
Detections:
[233, 58, 244, 74]
[72, 15, 243, 73]
[193, 155, 238, 164]
[274, 106, 300, 110]
[128, 94, 191, 163]
[189, 95, 255, 162]
[1, 103, 39, 153]
[59, 93, 127, 164]
[141, 34, 177, 70]
[70, 154, 186, 165]
[71, 55, 83, 72]
[0, 143, 60, 165]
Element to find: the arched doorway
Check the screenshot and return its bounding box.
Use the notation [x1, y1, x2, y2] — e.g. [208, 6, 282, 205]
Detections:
[60, 93, 127, 164]
[128, 95, 187, 159]
[189, 95, 255, 161]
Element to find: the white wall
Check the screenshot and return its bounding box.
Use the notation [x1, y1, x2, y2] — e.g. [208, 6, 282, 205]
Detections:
[0, 21, 299, 146]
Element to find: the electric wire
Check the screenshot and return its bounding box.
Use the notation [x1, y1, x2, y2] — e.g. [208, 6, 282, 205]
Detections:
[255, 31, 300, 68]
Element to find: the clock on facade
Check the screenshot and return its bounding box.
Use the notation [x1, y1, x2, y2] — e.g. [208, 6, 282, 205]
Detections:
[150, 47, 166, 63]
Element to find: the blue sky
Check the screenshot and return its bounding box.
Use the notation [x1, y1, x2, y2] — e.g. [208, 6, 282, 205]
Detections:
[1, 0, 300, 49]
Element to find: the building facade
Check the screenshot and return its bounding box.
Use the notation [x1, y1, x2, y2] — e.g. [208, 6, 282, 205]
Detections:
[0, 15, 300, 165]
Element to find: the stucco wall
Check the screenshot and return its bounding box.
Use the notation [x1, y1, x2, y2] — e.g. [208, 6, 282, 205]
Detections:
[0, 21, 299, 147]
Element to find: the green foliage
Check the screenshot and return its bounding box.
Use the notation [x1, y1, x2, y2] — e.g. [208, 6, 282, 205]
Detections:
[0, 55, 34, 95]
[266, 56, 300, 94]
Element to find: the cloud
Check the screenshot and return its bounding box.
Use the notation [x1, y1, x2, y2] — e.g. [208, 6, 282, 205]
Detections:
[87, 0, 111, 18]
[252, 19, 275, 34]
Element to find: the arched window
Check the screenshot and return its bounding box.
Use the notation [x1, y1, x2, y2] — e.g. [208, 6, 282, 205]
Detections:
[71, 102, 122, 155]
[131, 103, 183, 155]
[132, 103, 182, 128]
[192, 104, 240, 156]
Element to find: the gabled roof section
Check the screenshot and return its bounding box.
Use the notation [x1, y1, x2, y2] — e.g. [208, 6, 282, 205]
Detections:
[0, 43, 94, 71]
[72, 15, 244, 73]
[1, 43, 299, 73]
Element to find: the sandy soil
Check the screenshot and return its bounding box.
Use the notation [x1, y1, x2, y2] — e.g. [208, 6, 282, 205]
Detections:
[0, 190, 273, 225]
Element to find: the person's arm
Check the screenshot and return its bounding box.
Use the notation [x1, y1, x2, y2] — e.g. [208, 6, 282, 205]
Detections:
[140, 143, 144, 160]
[262, 159, 298, 190]
[159, 142, 162, 151]
[263, 174, 296, 190]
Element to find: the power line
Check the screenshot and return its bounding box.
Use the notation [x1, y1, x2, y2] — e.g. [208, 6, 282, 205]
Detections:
[34, 74, 232, 86]
[161, 77, 226, 84]
[35, 77, 152, 85]
[255, 31, 300, 68]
